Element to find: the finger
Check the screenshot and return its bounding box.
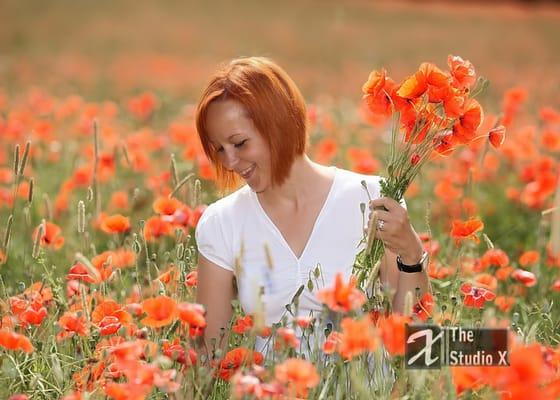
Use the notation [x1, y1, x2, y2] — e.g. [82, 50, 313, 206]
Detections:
[371, 209, 392, 222]
[370, 197, 402, 212]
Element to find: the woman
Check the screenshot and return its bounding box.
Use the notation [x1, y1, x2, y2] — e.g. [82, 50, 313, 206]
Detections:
[194, 57, 430, 359]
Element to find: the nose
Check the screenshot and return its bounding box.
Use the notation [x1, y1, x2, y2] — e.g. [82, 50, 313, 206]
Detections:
[221, 147, 240, 171]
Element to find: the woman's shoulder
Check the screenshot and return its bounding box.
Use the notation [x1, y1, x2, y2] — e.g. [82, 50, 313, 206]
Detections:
[200, 184, 253, 220]
[334, 167, 384, 196]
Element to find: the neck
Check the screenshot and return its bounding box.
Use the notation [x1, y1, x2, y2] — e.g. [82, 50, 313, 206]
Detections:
[257, 155, 332, 208]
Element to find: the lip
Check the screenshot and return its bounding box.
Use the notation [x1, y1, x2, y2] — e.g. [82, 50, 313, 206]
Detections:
[239, 164, 255, 179]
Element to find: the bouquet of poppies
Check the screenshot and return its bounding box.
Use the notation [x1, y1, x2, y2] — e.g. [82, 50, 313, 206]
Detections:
[353, 55, 502, 294]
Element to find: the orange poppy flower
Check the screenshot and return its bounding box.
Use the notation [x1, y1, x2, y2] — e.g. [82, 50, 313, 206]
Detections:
[316, 272, 366, 313]
[100, 214, 130, 234]
[0, 248, 6, 264]
[104, 382, 151, 400]
[185, 270, 198, 287]
[474, 273, 498, 291]
[314, 137, 338, 165]
[450, 218, 484, 245]
[397, 70, 428, 100]
[19, 299, 48, 326]
[447, 55, 476, 89]
[275, 358, 320, 398]
[33, 221, 64, 250]
[153, 196, 183, 216]
[177, 302, 206, 337]
[274, 327, 300, 351]
[496, 266, 514, 281]
[141, 296, 178, 328]
[488, 125, 506, 149]
[143, 216, 174, 242]
[346, 147, 379, 174]
[127, 91, 158, 120]
[412, 292, 434, 322]
[56, 311, 89, 341]
[495, 296, 516, 312]
[460, 283, 495, 308]
[378, 314, 411, 356]
[0, 329, 33, 353]
[92, 299, 132, 334]
[519, 250, 540, 267]
[110, 191, 129, 210]
[323, 331, 342, 354]
[232, 315, 253, 335]
[541, 129, 560, 152]
[480, 248, 509, 269]
[218, 347, 264, 381]
[452, 99, 484, 144]
[511, 269, 537, 287]
[67, 262, 100, 284]
[338, 317, 378, 360]
[162, 338, 197, 366]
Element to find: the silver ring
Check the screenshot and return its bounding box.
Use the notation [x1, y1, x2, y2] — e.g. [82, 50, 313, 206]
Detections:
[377, 219, 385, 231]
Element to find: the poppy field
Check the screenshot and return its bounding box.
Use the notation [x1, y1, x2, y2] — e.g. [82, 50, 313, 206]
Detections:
[1, 1, 560, 399]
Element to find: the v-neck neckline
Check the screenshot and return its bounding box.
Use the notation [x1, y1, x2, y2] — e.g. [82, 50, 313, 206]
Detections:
[250, 166, 338, 263]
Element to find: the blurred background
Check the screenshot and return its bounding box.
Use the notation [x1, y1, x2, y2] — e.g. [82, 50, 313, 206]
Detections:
[1, 0, 559, 107]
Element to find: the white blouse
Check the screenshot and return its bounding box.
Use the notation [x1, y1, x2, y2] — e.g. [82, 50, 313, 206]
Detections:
[195, 166, 386, 354]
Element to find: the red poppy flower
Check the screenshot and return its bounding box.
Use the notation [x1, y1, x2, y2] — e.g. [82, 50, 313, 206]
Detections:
[275, 358, 320, 398]
[232, 315, 253, 335]
[447, 55, 476, 89]
[33, 221, 64, 250]
[218, 348, 264, 381]
[316, 272, 366, 313]
[141, 296, 178, 328]
[511, 269, 537, 287]
[177, 302, 206, 337]
[185, 270, 198, 287]
[460, 283, 495, 308]
[412, 292, 434, 321]
[378, 314, 411, 356]
[57, 311, 89, 341]
[488, 125, 506, 149]
[100, 214, 131, 234]
[519, 250, 540, 267]
[0, 329, 33, 353]
[450, 218, 484, 245]
[338, 317, 378, 360]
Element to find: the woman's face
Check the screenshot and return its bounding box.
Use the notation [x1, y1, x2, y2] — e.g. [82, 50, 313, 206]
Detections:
[205, 99, 272, 193]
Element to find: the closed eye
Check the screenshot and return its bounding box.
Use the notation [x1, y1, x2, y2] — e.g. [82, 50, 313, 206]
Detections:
[235, 139, 248, 148]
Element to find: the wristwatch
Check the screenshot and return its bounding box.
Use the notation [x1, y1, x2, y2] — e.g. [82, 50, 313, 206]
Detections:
[397, 250, 428, 273]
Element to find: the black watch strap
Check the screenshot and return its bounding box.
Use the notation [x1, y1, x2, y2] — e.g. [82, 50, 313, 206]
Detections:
[397, 251, 428, 273]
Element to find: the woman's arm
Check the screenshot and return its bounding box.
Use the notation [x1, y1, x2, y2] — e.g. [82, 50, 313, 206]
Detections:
[196, 254, 236, 359]
[369, 197, 432, 314]
[380, 248, 431, 314]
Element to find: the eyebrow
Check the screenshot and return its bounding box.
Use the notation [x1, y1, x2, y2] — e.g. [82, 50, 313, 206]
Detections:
[209, 133, 242, 145]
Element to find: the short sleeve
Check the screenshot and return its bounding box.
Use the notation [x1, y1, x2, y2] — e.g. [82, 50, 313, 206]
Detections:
[195, 207, 234, 272]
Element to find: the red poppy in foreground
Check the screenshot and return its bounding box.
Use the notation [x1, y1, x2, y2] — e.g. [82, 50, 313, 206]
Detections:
[378, 314, 411, 356]
[316, 272, 366, 313]
[275, 358, 320, 398]
[450, 218, 484, 246]
[141, 296, 178, 328]
[412, 292, 435, 321]
[460, 283, 495, 308]
[0, 329, 34, 353]
[217, 348, 264, 381]
[488, 125, 506, 149]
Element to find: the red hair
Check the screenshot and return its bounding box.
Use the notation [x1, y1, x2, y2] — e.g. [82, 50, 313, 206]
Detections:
[195, 57, 308, 193]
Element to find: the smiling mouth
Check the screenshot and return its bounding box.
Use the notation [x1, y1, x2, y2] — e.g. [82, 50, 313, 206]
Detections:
[240, 164, 255, 179]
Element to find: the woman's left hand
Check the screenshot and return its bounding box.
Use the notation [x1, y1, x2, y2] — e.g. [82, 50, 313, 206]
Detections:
[368, 197, 424, 265]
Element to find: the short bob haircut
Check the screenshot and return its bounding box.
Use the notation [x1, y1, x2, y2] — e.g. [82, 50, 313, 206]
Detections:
[195, 57, 308, 193]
